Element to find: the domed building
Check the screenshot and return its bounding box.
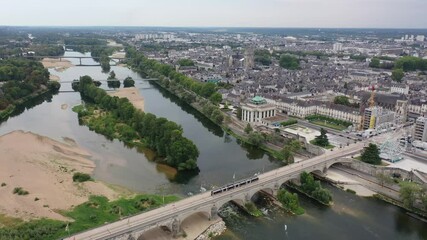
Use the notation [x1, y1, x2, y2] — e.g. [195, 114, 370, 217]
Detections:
[241, 96, 277, 124]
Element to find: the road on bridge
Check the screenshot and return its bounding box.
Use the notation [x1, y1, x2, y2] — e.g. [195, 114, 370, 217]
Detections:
[65, 140, 365, 240]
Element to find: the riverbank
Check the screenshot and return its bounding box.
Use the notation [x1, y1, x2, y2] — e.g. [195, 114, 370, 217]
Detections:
[0, 88, 58, 122]
[149, 80, 286, 161]
[325, 168, 376, 197]
[41, 58, 74, 72]
[0, 131, 120, 221]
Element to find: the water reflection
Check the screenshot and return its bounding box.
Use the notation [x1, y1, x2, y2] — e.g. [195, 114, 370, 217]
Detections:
[148, 81, 225, 138]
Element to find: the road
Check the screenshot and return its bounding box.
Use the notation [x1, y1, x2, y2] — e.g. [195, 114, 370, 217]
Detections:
[297, 119, 362, 141]
[65, 141, 365, 240]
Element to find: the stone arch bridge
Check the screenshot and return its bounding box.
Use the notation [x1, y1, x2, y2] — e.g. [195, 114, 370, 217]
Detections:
[65, 145, 362, 240]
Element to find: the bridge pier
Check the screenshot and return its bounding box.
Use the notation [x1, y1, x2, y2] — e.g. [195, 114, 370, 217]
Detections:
[171, 218, 181, 238]
[79, 57, 82, 66]
[210, 206, 218, 220]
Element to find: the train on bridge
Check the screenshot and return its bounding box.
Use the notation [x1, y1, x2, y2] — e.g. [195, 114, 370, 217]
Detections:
[211, 176, 259, 196]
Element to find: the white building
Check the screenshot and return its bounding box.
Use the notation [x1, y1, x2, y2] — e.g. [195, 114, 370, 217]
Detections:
[333, 43, 343, 52]
[241, 96, 277, 124]
[390, 84, 409, 95]
[416, 35, 425, 42]
[414, 117, 427, 142]
[265, 97, 362, 126]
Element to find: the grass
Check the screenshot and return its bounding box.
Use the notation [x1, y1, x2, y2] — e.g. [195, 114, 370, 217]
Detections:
[244, 202, 263, 217]
[292, 206, 305, 215]
[310, 140, 335, 149]
[0, 214, 23, 228]
[310, 120, 347, 131]
[0, 194, 179, 240]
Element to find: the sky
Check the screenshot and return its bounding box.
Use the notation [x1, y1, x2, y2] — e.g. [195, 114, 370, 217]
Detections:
[0, 0, 426, 28]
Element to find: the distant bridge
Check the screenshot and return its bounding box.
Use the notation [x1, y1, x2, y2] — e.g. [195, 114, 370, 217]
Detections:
[22, 55, 129, 66]
[59, 78, 158, 84]
[64, 142, 364, 240]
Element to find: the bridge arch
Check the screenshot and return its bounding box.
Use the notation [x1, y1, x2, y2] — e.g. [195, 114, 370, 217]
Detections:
[179, 211, 212, 236]
[215, 196, 248, 212]
[248, 187, 275, 202]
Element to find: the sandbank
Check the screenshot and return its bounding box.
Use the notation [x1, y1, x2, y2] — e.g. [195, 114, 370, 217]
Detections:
[326, 169, 375, 197]
[41, 58, 74, 72]
[0, 131, 119, 221]
[49, 74, 60, 81]
[108, 87, 144, 111]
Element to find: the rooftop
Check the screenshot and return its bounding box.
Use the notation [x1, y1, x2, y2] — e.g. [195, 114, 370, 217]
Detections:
[250, 96, 267, 105]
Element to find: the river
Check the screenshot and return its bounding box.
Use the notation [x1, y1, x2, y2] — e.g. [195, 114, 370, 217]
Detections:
[0, 51, 425, 239]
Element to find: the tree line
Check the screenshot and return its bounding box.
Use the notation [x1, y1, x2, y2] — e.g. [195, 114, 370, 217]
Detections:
[0, 58, 60, 111]
[299, 171, 333, 205]
[126, 47, 223, 105]
[73, 76, 199, 171]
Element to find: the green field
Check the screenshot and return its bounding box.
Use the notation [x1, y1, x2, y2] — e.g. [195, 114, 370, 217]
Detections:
[0, 194, 179, 240]
[310, 139, 335, 149]
[310, 120, 348, 131]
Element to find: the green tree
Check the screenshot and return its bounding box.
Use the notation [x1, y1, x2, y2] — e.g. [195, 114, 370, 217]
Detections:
[108, 71, 116, 80]
[236, 107, 243, 120]
[277, 189, 304, 215]
[244, 123, 253, 134]
[334, 96, 351, 106]
[311, 188, 332, 204]
[287, 139, 301, 152]
[299, 171, 332, 204]
[281, 148, 294, 164]
[376, 173, 394, 186]
[123, 77, 135, 88]
[177, 58, 195, 66]
[399, 181, 424, 209]
[100, 55, 111, 72]
[392, 68, 404, 82]
[369, 58, 381, 68]
[209, 92, 222, 105]
[211, 109, 224, 124]
[360, 143, 381, 165]
[279, 54, 300, 70]
[313, 128, 329, 147]
[247, 132, 265, 147]
[254, 49, 272, 66]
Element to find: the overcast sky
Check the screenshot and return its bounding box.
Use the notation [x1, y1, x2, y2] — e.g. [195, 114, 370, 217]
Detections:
[0, 0, 426, 28]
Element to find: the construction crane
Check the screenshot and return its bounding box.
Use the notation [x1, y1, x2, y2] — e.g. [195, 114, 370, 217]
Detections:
[368, 85, 377, 129]
[368, 85, 376, 108]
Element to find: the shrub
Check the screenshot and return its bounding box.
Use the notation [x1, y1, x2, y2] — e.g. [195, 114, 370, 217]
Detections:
[72, 172, 92, 182]
[281, 119, 298, 127]
[346, 189, 356, 194]
[1, 182, 6, 187]
[13, 187, 29, 195]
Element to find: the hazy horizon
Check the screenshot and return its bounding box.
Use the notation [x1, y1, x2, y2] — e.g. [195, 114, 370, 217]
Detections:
[1, 0, 426, 29]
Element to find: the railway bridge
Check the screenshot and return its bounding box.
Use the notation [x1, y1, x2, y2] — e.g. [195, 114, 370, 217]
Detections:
[65, 143, 363, 240]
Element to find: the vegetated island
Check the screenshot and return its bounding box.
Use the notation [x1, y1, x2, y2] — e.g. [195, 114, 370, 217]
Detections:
[0, 58, 61, 121]
[72, 75, 200, 172]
